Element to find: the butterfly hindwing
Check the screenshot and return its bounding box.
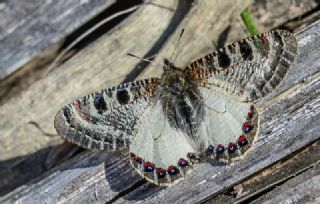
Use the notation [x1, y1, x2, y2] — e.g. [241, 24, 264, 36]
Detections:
[185, 30, 297, 102]
[196, 87, 258, 162]
[54, 78, 161, 151]
[129, 100, 197, 185]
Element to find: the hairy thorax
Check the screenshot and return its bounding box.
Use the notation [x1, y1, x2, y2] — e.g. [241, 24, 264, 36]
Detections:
[160, 64, 205, 137]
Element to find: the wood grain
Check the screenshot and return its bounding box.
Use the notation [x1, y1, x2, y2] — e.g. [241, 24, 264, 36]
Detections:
[205, 140, 320, 203]
[0, 0, 116, 80]
[2, 18, 318, 204]
[251, 162, 320, 204]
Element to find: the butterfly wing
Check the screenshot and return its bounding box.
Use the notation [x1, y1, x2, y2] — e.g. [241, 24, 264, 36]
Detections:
[54, 78, 161, 151]
[129, 100, 198, 185]
[182, 30, 297, 161]
[185, 30, 297, 102]
[195, 87, 258, 162]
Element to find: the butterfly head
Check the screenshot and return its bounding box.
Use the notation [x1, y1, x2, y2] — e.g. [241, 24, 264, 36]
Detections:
[163, 58, 177, 71]
[161, 58, 186, 94]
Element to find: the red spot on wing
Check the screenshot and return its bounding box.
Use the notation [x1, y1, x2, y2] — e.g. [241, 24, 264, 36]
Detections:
[247, 111, 254, 119]
[74, 101, 81, 110]
[144, 162, 155, 172]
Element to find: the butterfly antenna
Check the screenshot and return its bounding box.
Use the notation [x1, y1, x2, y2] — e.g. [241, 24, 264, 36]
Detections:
[169, 29, 185, 63]
[127, 53, 164, 67]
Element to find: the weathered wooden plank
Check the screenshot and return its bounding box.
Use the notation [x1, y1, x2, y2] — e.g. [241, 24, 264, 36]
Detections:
[251, 162, 320, 204]
[206, 138, 320, 203]
[225, 0, 320, 46]
[0, 0, 117, 80]
[0, 0, 252, 202]
[2, 24, 319, 202]
[0, 151, 141, 204]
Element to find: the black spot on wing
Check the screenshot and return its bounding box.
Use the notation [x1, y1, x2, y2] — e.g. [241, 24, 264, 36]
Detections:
[116, 89, 130, 105]
[82, 95, 89, 106]
[105, 88, 113, 97]
[217, 50, 231, 68]
[273, 30, 284, 47]
[239, 40, 253, 61]
[204, 54, 215, 67]
[249, 89, 258, 100]
[94, 93, 107, 112]
[63, 107, 71, 123]
[269, 31, 284, 71]
[227, 44, 236, 54]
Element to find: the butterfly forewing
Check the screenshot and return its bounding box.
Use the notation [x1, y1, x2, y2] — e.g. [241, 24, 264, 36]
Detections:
[54, 78, 161, 151]
[185, 30, 297, 102]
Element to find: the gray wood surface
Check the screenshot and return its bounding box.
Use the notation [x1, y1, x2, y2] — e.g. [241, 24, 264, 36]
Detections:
[252, 162, 320, 204]
[0, 0, 115, 80]
[2, 1, 320, 204]
[3, 19, 320, 203]
[205, 140, 320, 203]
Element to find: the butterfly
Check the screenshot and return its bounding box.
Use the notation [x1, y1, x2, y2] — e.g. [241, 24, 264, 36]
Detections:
[54, 30, 297, 186]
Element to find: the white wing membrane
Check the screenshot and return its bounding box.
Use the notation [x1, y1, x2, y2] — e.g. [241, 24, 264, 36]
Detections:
[198, 87, 251, 147]
[130, 101, 195, 168]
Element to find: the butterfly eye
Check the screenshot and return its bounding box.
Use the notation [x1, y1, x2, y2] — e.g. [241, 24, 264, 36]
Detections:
[163, 58, 170, 66]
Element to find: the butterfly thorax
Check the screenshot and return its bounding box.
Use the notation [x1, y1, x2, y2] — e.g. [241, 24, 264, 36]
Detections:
[160, 61, 205, 142]
[160, 59, 196, 94]
[161, 67, 187, 95]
